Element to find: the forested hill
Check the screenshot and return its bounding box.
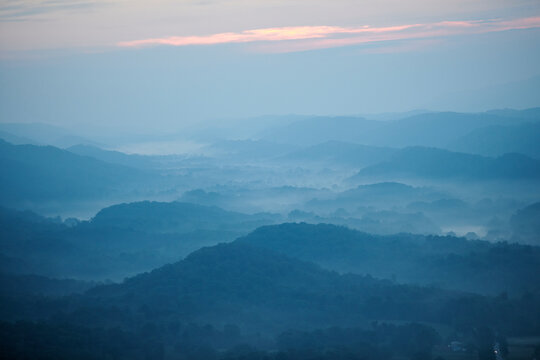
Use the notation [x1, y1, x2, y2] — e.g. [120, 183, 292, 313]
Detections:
[0, 140, 152, 205]
[237, 222, 540, 295]
[51, 241, 539, 337]
[0, 204, 279, 280]
[2, 226, 540, 359]
[90, 201, 280, 233]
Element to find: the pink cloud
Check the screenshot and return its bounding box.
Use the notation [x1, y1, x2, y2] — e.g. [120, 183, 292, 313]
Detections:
[117, 26, 342, 47]
[117, 16, 540, 53]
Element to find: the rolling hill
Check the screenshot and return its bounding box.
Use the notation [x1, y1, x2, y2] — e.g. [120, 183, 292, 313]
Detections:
[0, 140, 153, 205]
[85, 241, 450, 334]
[90, 201, 280, 233]
[259, 109, 538, 147]
[238, 222, 540, 295]
[352, 147, 540, 181]
[447, 122, 540, 159]
[0, 203, 280, 280]
[66, 144, 158, 169]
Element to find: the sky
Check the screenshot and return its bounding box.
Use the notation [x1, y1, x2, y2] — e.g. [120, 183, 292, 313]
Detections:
[0, 0, 540, 132]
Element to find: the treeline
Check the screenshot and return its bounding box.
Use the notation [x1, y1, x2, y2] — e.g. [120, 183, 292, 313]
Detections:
[0, 321, 445, 360]
[2, 320, 525, 360]
[239, 223, 540, 295]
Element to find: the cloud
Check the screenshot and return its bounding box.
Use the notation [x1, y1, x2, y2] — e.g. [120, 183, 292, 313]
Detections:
[0, 0, 104, 21]
[117, 16, 540, 53]
[118, 26, 345, 47]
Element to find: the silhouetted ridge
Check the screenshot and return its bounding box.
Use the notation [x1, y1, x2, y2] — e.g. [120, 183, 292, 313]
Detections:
[448, 122, 540, 158]
[0, 139, 150, 204]
[261, 110, 537, 147]
[238, 223, 540, 295]
[86, 241, 443, 333]
[355, 146, 540, 179]
[67, 144, 157, 169]
[91, 201, 278, 233]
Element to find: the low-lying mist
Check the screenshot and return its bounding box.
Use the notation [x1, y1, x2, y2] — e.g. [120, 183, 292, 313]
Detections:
[1, 108, 540, 359]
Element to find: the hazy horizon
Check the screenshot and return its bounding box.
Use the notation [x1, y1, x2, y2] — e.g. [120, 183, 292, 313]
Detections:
[1, 0, 540, 131]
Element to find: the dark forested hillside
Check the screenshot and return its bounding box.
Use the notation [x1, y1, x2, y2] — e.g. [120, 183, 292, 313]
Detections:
[86, 242, 444, 333]
[0, 203, 279, 280]
[2, 240, 539, 359]
[238, 223, 540, 295]
[7, 240, 540, 336]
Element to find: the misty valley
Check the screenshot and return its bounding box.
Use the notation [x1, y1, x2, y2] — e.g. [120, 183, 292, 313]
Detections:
[1, 109, 540, 360]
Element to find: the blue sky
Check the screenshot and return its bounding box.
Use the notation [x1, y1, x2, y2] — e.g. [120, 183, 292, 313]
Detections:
[0, 0, 539, 132]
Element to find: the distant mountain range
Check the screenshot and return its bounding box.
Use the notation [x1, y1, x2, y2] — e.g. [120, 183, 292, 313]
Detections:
[2, 107, 540, 359]
[259, 108, 540, 148]
[0, 140, 153, 206]
[0, 122, 100, 148]
[91, 200, 280, 234]
[66, 144, 159, 169]
[351, 147, 540, 181]
[308, 182, 445, 208]
[448, 122, 540, 159]
[0, 202, 280, 280]
[3, 202, 539, 294]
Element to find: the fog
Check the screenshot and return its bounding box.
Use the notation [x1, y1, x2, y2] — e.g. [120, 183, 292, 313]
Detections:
[2, 103, 540, 359]
[2, 1, 540, 359]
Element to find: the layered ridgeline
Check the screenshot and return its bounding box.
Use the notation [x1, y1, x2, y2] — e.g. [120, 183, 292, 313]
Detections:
[82, 242, 445, 333]
[1, 239, 538, 359]
[304, 182, 446, 210]
[3, 203, 539, 293]
[2, 108, 540, 359]
[350, 147, 540, 181]
[66, 144, 160, 169]
[0, 122, 98, 148]
[259, 109, 540, 148]
[90, 201, 279, 233]
[447, 122, 540, 159]
[0, 140, 155, 206]
[0, 203, 280, 280]
[3, 109, 539, 152]
[237, 223, 540, 295]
